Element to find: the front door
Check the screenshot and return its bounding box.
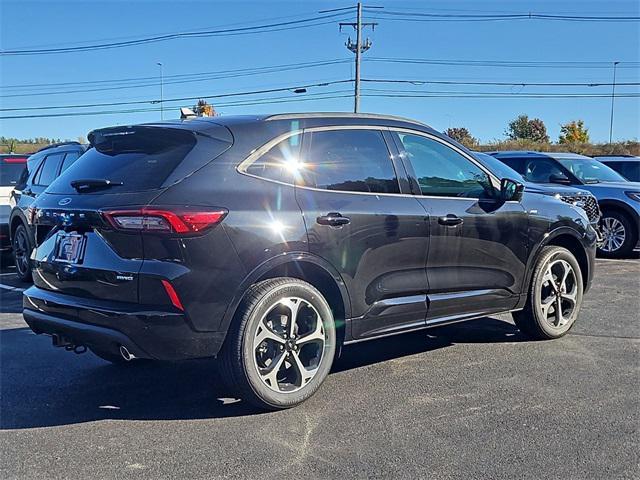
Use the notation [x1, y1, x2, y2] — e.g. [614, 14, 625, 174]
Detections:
[391, 131, 529, 321]
[295, 127, 430, 340]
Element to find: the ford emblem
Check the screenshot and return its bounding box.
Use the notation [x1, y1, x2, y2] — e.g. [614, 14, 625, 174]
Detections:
[58, 198, 72, 206]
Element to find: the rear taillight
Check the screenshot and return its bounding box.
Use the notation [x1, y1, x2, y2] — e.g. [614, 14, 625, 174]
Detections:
[102, 207, 227, 234]
[3, 157, 27, 163]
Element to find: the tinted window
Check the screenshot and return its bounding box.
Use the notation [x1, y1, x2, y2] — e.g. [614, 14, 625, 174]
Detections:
[245, 133, 302, 184]
[47, 126, 231, 194]
[609, 161, 640, 182]
[60, 151, 80, 174]
[34, 153, 64, 186]
[0, 158, 27, 186]
[499, 157, 567, 183]
[303, 129, 399, 194]
[398, 134, 493, 198]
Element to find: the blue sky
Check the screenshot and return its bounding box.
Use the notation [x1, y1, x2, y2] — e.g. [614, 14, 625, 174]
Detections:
[1, 0, 638, 143]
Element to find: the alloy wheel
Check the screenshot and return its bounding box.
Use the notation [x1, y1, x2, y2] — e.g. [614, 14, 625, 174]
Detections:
[13, 229, 30, 276]
[252, 297, 326, 393]
[601, 216, 626, 253]
[539, 258, 578, 328]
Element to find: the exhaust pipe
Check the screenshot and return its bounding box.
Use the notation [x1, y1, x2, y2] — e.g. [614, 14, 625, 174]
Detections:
[119, 345, 136, 361]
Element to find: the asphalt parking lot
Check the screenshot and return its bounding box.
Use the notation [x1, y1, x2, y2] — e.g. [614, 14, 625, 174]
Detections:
[0, 258, 638, 480]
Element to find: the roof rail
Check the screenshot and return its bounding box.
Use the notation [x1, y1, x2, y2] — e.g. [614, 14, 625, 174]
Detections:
[35, 141, 82, 154]
[591, 154, 635, 158]
[264, 112, 431, 128]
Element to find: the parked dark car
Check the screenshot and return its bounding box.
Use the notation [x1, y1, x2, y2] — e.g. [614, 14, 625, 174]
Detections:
[23, 114, 596, 409]
[593, 155, 640, 182]
[489, 151, 640, 258]
[473, 151, 601, 236]
[9, 142, 88, 281]
[1, 154, 29, 259]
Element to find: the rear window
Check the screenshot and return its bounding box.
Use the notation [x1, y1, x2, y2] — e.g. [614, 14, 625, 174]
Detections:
[0, 157, 28, 186]
[47, 126, 232, 194]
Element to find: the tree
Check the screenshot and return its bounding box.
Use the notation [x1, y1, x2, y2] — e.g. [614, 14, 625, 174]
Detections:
[506, 114, 549, 143]
[558, 120, 589, 143]
[444, 127, 478, 148]
[193, 99, 217, 117]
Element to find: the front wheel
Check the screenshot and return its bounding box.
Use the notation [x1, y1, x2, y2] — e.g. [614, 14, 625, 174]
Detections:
[598, 210, 637, 258]
[513, 246, 583, 340]
[220, 278, 336, 410]
[12, 224, 33, 282]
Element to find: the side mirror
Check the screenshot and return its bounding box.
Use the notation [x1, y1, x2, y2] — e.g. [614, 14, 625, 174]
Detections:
[549, 173, 571, 185]
[500, 178, 524, 202]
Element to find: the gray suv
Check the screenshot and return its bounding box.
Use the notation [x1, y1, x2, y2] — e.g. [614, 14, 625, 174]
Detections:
[490, 151, 640, 258]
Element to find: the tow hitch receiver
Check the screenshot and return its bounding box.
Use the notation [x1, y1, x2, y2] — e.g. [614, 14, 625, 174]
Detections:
[52, 334, 74, 348]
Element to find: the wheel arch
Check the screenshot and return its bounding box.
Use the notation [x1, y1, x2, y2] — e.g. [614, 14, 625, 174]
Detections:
[219, 252, 352, 351]
[524, 227, 592, 297]
[9, 209, 29, 241]
[598, 199, 639, 228]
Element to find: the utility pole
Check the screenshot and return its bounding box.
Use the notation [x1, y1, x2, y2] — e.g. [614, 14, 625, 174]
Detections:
[157, 62, 164, 120]
[340, 3, 378, 113]
[609, 61, 619, 143]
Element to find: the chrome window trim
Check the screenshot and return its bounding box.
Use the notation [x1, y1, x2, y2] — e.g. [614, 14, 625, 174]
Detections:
[237, 125, 506, 202]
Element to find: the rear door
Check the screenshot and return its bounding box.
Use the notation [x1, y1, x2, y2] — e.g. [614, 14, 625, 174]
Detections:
[391, 130, 528, 321]
[295, 126, 430, 340]
[31, 125, 233, 303]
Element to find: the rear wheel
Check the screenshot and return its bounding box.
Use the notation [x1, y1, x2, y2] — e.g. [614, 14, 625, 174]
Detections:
[12, 224, 33, 282]
[220, 278, 336, 410]
[513, 246, 583, 340]
[598, 210, 637, 258]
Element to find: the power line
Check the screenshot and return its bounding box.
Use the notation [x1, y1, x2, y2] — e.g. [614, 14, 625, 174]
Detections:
[0, 60, 352, 98]
[361, 78, 640, 87]
[0, 12, 351, 56]
[0, 93, 355, 120]
[364, 9, 640, 22]
[0, 80, 354, 112]
[365, 57, 640, 69]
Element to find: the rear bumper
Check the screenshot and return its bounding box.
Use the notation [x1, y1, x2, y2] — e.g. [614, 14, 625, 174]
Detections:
[23, 286, 227, 361]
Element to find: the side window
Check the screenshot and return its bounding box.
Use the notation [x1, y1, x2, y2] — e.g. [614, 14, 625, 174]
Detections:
[34, 153, 64, 186]
[59, 151, 80, 175]
[302, 129, 399, 194]
[523, 158, 565, 183]
[245, 133, 301, 184]
[396, 133, 493, 198]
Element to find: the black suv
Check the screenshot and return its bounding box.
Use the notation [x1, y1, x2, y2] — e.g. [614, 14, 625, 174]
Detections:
[23, 114, 596, 409]
[9, 142, 88, 281]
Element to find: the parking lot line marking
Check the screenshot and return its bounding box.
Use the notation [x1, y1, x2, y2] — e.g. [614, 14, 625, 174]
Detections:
[0, 283, 25, 292]
[0, 272, 17, 276]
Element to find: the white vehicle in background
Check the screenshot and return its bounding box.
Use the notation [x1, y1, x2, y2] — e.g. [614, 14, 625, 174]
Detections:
[0, 154, 29, 261]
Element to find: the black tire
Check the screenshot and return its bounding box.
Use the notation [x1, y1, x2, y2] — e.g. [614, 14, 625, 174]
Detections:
[513, 246, 583, 340]
[598, 210, 638, 258]
[219, 277, 336, 410]
[12, 224, 33, 282]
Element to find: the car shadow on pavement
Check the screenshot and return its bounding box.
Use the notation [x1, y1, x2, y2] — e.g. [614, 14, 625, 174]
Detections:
[0, 317, 525, 430]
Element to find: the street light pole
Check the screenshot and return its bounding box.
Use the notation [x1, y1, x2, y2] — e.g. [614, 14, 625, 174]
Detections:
[157, 62, 164, 120]
[609, 61, 619, 144]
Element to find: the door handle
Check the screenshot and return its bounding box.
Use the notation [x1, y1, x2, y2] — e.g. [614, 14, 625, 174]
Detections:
[438, 214, 463, 226]
[317, 212, 351, 227]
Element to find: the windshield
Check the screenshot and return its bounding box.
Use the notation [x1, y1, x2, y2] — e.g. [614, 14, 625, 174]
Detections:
[473, 152, 524, 182]
[557, 158, 627, 184]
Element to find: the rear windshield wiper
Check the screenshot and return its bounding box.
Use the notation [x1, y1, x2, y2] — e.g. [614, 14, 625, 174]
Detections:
[70, 178, 123, 192]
